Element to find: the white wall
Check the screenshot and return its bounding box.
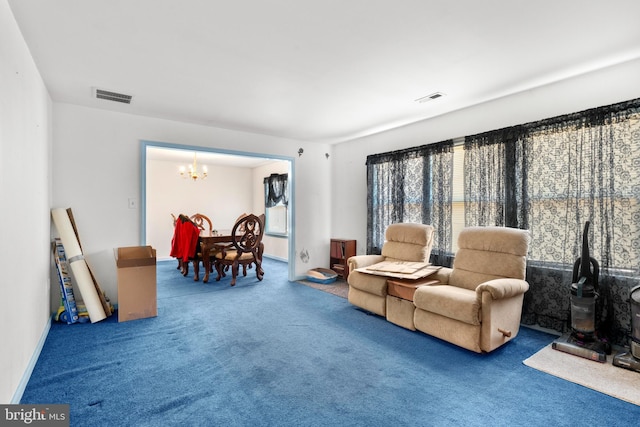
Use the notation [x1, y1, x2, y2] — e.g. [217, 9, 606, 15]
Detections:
[52, 104, 333, 307]
[331, 58, 640, 255]
[0, 0, 52, 403]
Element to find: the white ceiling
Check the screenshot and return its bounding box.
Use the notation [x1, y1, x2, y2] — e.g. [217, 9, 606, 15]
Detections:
[8, 0, 640, 144]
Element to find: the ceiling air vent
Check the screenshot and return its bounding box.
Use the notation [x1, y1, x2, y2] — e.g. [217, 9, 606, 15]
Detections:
[415, 92, 445, 103]
[94, 88, 133, 104]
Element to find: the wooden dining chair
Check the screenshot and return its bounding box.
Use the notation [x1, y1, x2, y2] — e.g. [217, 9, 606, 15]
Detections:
[189, 213, 213, 281]
[213, 213, 265, 286]
[190, 213, 212, 233]
[244, 213, 265, 274]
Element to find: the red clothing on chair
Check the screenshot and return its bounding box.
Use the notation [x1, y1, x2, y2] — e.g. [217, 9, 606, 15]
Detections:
[170, 215, 200, 262]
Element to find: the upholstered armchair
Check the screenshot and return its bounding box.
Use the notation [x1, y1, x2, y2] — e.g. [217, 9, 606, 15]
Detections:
[347, 223, 435, 316]
[413, 226, 530, 353]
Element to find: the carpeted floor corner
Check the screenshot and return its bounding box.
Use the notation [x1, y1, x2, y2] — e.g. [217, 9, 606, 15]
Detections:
[20, 258, 640, 426]
[524, 343, 640, 406]
[296, 278, 348, 299]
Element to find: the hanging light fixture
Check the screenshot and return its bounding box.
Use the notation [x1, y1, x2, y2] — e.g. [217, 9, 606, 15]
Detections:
[179, 153, 208, 181]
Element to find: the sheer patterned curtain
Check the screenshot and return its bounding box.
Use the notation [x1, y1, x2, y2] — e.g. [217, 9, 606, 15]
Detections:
[464, 126, 528, 228]
[463, 98, 640, 344]
[526, 105, 640, 272]
[463, 102, 640, 270]
[523, 102, 640, 342]
[423, 142, 454, 265]
[366, 140, 453, 261]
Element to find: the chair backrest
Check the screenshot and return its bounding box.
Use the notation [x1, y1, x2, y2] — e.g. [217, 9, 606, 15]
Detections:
[381, 223, 435, 262]
[234, 213, 248, 233]
[450, 226, 530, 291]
[231, 213, 264, 255]
[190, 213, 212, 232]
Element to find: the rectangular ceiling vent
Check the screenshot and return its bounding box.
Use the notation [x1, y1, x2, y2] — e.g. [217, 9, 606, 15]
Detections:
[415, 92, 445, 103]
[94, 88, 133, 104]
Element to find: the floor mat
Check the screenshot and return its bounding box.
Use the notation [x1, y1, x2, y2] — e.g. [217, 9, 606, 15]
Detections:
[523, 343, 640, 406]
[297, 279, 348, 299]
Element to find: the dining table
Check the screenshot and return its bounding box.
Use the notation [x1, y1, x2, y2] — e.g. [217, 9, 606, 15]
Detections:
[199, 230, 232, 283]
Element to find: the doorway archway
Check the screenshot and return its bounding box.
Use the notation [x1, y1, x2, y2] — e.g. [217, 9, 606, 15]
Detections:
[140, 140, 295, 281]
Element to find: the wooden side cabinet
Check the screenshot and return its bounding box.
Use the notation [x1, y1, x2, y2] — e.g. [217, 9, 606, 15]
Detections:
[330, 238, 356, 280]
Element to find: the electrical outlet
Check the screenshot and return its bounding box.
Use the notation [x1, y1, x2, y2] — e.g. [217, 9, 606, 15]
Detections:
[128, 198, 137, 209]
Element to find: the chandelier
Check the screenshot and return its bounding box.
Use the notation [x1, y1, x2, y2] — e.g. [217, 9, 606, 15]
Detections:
[179, 153, 208, 181]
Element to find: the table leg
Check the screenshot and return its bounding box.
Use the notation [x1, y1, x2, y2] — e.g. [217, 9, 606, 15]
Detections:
[203, 246, 211, 283]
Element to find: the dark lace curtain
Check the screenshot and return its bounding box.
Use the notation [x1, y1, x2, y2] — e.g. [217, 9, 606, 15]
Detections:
[264, 173, 288, 207]
[366, 140, 453, 263]
[525, 105, 640, 271]
[463, 98, 640, 345]
[464, 126, 528, 229]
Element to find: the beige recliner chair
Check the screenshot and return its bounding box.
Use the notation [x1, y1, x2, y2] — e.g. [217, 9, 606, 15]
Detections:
[347, 223, 435, 316]
[413, 226, 530, 353]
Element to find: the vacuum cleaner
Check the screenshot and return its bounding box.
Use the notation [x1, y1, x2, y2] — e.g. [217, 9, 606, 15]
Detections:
[552, 221, 611, 362]
[613, 285, 640, 373]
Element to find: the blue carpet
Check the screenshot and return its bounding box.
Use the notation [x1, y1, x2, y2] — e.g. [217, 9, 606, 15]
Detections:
[21, 258, 640, 426]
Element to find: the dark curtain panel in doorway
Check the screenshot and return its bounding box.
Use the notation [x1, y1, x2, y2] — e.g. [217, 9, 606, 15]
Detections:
[264, 173, 288, 207]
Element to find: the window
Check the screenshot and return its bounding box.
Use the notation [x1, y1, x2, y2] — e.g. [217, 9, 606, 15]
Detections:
[366, 141, 454, 263]
[524, 114, 640, 271]
[367, 99, 640, 272]
[264, 173, 288, 236]
[366, 97, 640, 344]
[462, 101, 640, 273]
[451, 144, 465, 253]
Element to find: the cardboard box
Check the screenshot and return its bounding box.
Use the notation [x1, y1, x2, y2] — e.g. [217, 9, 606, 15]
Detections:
[115, 246, 157, 322]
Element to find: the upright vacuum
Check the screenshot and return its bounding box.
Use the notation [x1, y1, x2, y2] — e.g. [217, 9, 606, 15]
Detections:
[552, 221, 611, 362]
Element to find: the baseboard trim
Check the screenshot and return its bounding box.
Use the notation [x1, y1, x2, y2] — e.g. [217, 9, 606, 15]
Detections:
[158, 254, 289, 263]
[11, 316, 51, 404]
[262, 254, 287, 263]
[521, 323, 562, 336]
